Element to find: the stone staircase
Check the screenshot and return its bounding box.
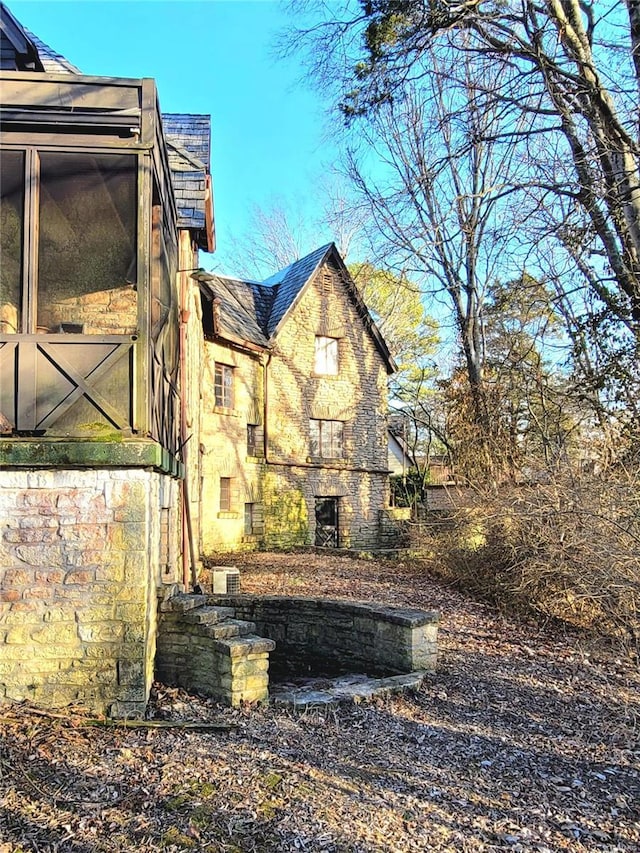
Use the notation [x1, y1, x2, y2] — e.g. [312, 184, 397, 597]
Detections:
[155, 592, 275, 706]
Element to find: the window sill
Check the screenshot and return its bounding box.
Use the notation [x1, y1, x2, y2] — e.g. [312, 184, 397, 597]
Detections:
[246, 454, 265, 464]
[213, 406, 237, 417]
[307, 456, 345, 464]
[311, 372, 339, 379]
[217, 511, 239, 519]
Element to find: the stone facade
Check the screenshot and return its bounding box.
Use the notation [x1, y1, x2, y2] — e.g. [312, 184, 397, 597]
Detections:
[0, 467, 181, 716]
[197, 253, 395, 553]
[198, 340, 265, 554]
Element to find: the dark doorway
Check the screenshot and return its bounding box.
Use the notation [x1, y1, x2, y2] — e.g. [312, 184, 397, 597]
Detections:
[315, 497, 339, 547]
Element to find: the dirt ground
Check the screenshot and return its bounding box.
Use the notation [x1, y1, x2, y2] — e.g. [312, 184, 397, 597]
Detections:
[0, 551, 638, 852]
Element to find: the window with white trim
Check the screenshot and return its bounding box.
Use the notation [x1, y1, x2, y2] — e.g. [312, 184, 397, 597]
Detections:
[214, 363, 234, 408]
[314, 336, 339, 375]
[310, 419, 343, 458]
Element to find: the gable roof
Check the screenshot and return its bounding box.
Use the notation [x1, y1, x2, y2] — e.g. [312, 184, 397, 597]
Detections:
[196, 243, 396, 373]
[0, 2, 43, 70]
[263, 244, 334, 336]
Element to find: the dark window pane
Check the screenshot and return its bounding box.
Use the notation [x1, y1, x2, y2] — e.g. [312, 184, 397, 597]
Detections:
[244, 503, 254, 535]
[37, 153, 137, 334]
[0, 150, 24, 333]
[247, 424, 257, 455]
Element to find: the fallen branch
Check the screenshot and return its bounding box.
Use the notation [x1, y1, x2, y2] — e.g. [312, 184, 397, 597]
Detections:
[4, 704, 236, 731]
[84, 718, 237, 731]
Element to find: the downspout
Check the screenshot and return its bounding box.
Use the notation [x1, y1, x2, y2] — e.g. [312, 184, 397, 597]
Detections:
[179, 246, 200, 592]
[262, 350, 272, 462]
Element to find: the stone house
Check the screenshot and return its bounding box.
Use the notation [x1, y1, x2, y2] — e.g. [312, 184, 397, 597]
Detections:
[0, 4, 213, 715]
[193, 244, 397, 553]
[0, 3, 400, 714]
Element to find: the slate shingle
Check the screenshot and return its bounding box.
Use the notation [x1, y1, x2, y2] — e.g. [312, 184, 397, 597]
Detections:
[162, 114, 211, 241]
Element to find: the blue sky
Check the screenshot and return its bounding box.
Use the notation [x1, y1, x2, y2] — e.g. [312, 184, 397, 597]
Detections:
[8, 0, 338, 273]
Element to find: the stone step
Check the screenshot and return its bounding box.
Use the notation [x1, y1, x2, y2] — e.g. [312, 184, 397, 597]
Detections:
[211, 634, 276, 659]
[182, 605, 236, 625]
[203, 618, 257, 640]
[159, 593, 208, 613]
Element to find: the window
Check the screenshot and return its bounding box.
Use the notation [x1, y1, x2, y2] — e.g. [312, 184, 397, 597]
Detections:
[314, 336, 338, 375]
[0, 150, 137, 335]
[214, 364, 234, 408]
[0, 150, 24, 333]
[310, 419, 344, 458]
[244, 502, 264, 537]
[247, 424, 258, 456]
[220, 477, 232, 512]
[244, 503, 255, 535]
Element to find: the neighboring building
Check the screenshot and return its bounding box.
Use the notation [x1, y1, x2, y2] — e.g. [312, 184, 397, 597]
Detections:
[194, 244, 397, 552]
[388, 425, 416, 477]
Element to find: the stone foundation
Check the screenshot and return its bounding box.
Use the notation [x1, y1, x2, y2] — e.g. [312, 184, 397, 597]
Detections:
[0, 466, 181, 717]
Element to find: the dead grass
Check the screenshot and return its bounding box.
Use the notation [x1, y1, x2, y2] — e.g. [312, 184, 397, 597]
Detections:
[408, 471, 640, 653]
[1, 551, 639, 852]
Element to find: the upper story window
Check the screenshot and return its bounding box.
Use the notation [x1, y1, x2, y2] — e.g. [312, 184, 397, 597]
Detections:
[310, 419, 344, 459]
[1, 149, 137, 335]
[314, 336, 339, 375]
[214, 363, 234, 408]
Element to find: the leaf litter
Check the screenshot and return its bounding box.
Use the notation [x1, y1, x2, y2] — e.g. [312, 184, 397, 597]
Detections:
[0, 551, 638, 852]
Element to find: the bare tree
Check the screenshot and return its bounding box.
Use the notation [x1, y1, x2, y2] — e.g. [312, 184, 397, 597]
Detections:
[213, 179, 370, 280]
[289, 0, 640, 337]
[336, 42, 529, 472]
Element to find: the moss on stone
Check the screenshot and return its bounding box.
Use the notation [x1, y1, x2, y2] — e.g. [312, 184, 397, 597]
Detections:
[263, 471, 309, 548]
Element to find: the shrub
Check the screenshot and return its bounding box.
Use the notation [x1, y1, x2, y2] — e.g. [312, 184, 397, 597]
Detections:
[412, 467, 640, 653]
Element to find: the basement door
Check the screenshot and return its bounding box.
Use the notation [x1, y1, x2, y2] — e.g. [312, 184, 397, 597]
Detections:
[315, 497, 339, 547]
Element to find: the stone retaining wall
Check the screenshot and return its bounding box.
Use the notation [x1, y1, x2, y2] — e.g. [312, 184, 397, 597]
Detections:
[207, 594, 439, 678]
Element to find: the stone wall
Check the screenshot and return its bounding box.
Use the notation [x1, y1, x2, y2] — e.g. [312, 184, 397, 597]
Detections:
[208, 594, 439, 678]
[198, 340, 265, 554]
[262, 467, 389, 551]
[378, 507, 412, 549]
[267, 260, 390, 473]
[197, 257, 396, 553]
[0, 467, 181, 716]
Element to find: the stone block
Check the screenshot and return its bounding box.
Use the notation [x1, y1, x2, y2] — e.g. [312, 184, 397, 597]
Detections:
[78, 622, 124, 643]
[31, 622, 78, 645]
[117, 659, 145, 686]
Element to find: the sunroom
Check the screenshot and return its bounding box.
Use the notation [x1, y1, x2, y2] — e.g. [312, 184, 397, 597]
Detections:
[0, 71, 180, 469]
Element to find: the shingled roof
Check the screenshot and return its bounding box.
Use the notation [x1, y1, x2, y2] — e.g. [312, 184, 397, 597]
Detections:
[162, 114, 214, 251]
[25, 28, 80, 73]
[263, 244, 334, 336]
[197, 244, 396, 373]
